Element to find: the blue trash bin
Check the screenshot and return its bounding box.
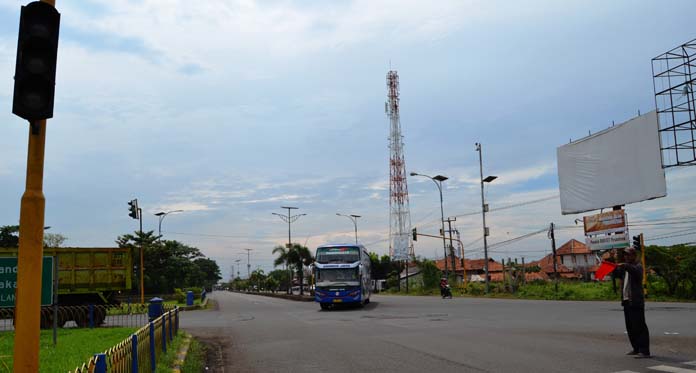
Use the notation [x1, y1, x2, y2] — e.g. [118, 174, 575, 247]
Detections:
[186, 291, 194, 306]
[148, 297, 164, 321]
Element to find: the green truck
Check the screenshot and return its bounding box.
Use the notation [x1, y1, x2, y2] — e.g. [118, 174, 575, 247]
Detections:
[0, 247, 133, 327]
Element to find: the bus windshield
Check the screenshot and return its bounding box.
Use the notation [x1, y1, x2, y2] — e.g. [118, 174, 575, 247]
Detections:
[316, 246, 360, 263]
[316, 268, 359, 286]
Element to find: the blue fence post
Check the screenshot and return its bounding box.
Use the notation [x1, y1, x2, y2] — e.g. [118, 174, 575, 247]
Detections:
[94, 353, 107, 373]
[89, 304, 94, 329]
[149, 321, 156, 373]
[162, 315, 167, 353]
[175, 307, 179, 335]
[168, 311, 173, 341]
[132, 334, 139, 373]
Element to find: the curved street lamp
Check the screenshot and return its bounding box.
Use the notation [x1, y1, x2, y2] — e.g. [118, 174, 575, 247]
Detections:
[476, 142, 497, 294]
[336, 213, 361, 244]
[410, 172, 450, 277]
[154, 210, 184, 237]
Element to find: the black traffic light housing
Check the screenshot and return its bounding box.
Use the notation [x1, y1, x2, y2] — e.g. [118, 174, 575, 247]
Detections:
[412, 228, 417, 241]
[12, 1, 60, 122]
[128, 199, 138, 219]
[632, 234, 642, 251]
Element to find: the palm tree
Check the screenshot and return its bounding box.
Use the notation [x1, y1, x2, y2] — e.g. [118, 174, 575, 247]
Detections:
[274, 243, 315, 295]
[287, 244, 314, 295]
[272, 245, 291, 294]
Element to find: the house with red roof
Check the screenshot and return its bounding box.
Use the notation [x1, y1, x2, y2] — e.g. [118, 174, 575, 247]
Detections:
[526, 239, 600, 280]
[434, 257, 504, 283]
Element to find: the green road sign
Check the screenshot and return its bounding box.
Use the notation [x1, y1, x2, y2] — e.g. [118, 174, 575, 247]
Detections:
[0, 256, 53, 307]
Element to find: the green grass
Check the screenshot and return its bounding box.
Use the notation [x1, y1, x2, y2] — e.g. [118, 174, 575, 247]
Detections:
[181, 338, 205, 372]
[164, 299, 201, 306]
[384, 280, 694, 302]
[0, 327, 136, 372]
[154, 334, 206, 373]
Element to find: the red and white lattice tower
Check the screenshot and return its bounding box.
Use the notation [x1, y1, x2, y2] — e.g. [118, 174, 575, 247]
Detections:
[386, 71, 413, 261]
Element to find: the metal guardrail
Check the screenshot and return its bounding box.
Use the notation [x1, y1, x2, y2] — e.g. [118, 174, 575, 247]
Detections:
[72, 307, 180, 373]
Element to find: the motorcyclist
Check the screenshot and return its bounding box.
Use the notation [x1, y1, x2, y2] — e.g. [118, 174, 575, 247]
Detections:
[440, 277, 450, 298]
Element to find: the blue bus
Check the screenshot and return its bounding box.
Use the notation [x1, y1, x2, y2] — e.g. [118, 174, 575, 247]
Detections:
[313, 244, 371, 310]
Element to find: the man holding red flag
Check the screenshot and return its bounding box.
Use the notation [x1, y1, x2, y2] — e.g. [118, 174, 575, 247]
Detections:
[616, 247, 651, 358]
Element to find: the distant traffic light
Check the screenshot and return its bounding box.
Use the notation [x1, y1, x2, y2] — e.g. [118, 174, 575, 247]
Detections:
[12, 1, 60, 121]
[128, 199, 138, 219]
[412, 228, 417, 241]
[632, 234, 642, 251]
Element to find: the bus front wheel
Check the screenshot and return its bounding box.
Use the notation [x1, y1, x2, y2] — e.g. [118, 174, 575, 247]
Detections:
[320, 303, 330, 310]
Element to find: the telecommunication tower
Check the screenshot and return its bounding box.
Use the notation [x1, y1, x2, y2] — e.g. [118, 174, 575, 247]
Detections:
[386, 71, 414, 261]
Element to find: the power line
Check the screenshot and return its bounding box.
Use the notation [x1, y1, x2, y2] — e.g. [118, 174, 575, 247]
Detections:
[417, 194, 560, 229]
[644, 230, 696, 242]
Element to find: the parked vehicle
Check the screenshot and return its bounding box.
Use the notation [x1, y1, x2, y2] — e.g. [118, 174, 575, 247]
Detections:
[0, 247, 133, 328]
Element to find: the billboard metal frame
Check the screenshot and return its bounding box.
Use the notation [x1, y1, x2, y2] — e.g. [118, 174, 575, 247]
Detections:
[652, 38, 696, 168]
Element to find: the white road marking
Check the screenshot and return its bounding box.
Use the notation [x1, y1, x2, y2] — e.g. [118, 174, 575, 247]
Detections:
[685, 362, 696, 367]
[648, 365, 696, 373]
[612, 370, 638, 373]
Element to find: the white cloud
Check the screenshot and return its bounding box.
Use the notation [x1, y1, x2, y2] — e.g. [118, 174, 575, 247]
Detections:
[153, 202, 212, 213]
[454, 162, 556, 186]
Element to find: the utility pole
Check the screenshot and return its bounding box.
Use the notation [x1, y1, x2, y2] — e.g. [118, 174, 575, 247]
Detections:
[445, 217, 457, 280]
[476, 143, 497, 294]
[243, 249, 252, 279]
[548, 223, 559, 295]
[522, 257, 526, 285]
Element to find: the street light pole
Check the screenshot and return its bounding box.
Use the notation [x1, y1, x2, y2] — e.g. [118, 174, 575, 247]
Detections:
[410, 172, 449, 277]
[243, 249, 252, 279]
[154, 210, 184, 238]
[476, 143, 497, 294]
[273, 207, 306, 293]
[336, 213, 361, 244]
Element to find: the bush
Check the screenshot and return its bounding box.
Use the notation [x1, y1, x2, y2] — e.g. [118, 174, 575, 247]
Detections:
[173, 288, 186, 303]
[464, 282, 485, 296]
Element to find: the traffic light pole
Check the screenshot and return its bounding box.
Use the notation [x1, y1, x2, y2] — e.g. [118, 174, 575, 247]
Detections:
[13, 119, 48, 373]
[138, 207, 144, 304]
[12, 1, 59, 371]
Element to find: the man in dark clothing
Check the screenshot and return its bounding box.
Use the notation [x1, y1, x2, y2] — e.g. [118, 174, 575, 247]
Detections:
[615, 247, 651, 358]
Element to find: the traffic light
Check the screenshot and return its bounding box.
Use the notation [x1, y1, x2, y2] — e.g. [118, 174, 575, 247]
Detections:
[128, 199, 138, 219]
[412, 228, 417, 241]
[12, 1, 61, 121]
[632, 234, 642, 251]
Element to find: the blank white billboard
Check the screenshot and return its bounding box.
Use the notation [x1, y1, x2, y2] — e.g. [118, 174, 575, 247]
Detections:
[557, 111, 666, 215]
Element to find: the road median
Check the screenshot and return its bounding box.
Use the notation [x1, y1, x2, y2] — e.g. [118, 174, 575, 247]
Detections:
[232, 291, 314, 302]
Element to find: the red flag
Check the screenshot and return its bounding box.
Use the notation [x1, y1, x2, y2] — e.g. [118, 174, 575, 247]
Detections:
[595, 261, 617, 280]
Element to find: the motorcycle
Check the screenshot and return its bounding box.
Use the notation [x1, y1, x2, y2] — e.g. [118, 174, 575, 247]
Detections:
[441, 284, 452, 299]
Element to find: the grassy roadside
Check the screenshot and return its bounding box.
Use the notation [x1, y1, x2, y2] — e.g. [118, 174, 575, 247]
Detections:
[385, 281, 694, 302]
[154, 334, 206, 373]
[0, 327, 136, 372]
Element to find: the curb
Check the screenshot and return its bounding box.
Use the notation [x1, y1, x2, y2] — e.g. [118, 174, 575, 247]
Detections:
[177, 297, 210, 311]
[171, 332, 192, 373]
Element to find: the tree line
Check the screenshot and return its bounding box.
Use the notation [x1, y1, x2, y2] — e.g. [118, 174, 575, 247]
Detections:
[117, 230, 222, 294]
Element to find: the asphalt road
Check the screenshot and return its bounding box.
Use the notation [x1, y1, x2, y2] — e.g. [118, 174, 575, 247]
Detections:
[181, 292, 696, 373]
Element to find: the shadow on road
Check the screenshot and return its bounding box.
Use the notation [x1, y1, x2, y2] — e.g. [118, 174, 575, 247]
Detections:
[317, 301, 379, 312]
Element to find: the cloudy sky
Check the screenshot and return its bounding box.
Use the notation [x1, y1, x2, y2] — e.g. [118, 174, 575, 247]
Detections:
[1, 0, 695, 280]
